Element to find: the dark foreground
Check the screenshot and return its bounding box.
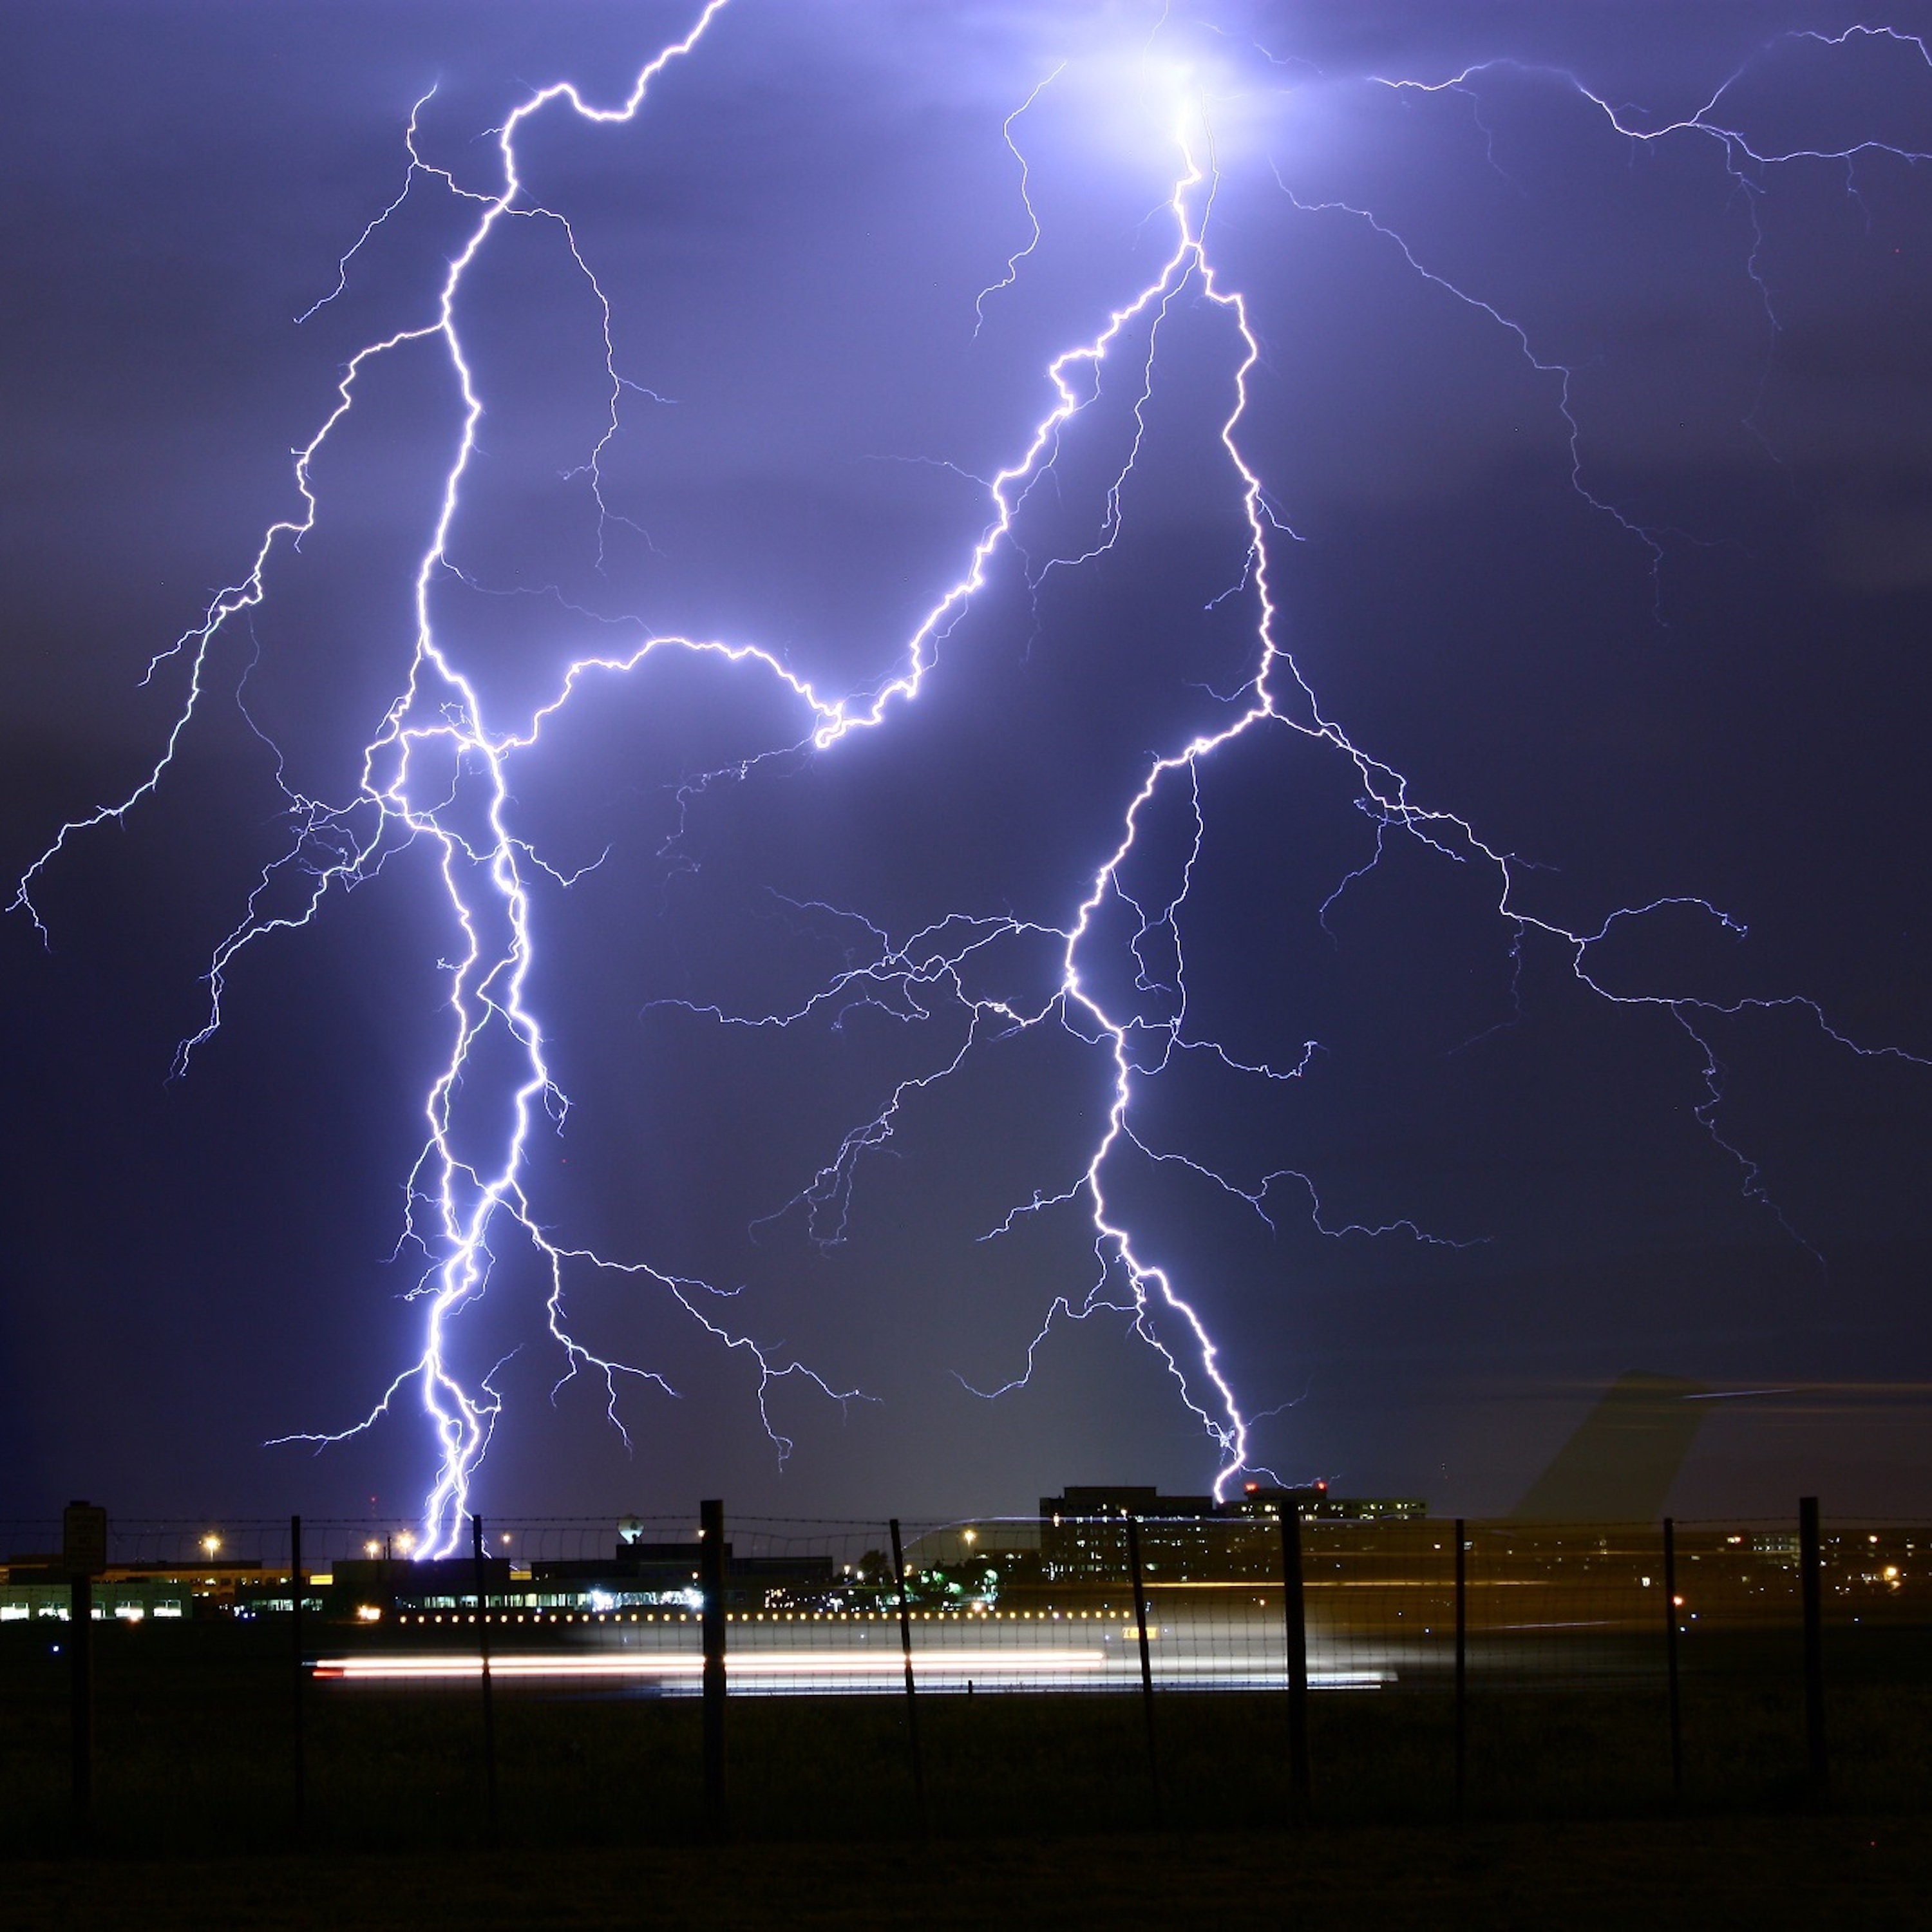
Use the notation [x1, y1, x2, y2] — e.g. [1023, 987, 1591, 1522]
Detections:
[6, 1815, 1929, 1929]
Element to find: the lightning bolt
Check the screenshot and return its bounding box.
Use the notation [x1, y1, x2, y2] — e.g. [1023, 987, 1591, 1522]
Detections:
[15, 5, 1931, 1554]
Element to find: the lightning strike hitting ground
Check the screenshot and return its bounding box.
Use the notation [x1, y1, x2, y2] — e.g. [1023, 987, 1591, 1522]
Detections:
[15, 5, 1932, 1552]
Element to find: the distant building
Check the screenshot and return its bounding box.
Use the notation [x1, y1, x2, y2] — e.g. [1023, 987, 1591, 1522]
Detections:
[328, 1554, 513, 1614]
[0, 1571, 198, 1622]
[324, 1537, 835, 1616]
[1037, 1482, 1427, 1582]
[531, 1540, 833, 1611]
[0, 1552, 261, 1623]
[1039, 1486, 1221, 1583]
[1229, 1482, 1426, 1524]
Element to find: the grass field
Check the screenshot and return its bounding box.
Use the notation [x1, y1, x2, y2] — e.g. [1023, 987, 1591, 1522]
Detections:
[6, 1815, 1932, 1929]
[4, 1618, 1930, 1853]
[4, 1618, 1930, 1924]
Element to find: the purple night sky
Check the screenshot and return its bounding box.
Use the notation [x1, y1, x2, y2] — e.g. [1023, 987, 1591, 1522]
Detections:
[5, 1, 1931, 1537]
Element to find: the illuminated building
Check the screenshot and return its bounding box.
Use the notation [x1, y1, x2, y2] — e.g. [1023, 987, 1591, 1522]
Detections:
[1037, 1483, 1427, 1582]
[1229, 1483, 1426, 1524]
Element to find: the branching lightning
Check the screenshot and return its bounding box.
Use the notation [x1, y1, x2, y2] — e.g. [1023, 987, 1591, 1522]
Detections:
[15, 4, 1932, 1553]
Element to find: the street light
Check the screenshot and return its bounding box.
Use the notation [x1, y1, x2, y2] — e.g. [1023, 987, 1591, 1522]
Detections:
[201, 1533, 222, 1561]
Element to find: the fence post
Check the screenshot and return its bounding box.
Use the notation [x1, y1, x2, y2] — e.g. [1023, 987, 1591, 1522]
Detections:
[1799, 1495, 1827, 1796]
[700, 1499, 728, 1838]
[68, 1571, 93, 1835]
[61, 1500, 106, 1842]
[1662, 1515, 1681, 1796]
[1453, 1517, 1468, 1815]
[1124, 1513, 1161, 1817]
[473, 1513, 498, 1842]
[290, 1514, 306, 1835]
[888, 1519, 926, 1831]
[1278, 1506, 1311, 1817]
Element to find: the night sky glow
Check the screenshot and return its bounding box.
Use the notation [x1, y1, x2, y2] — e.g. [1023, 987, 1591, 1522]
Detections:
[7, 1, 1932, 1539]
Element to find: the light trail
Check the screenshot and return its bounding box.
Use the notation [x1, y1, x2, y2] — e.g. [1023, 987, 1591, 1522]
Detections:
[312, 1643, 1390, 1693]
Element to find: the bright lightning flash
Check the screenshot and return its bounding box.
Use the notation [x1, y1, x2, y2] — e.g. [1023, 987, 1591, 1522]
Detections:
[15, 5, 1932, 1555]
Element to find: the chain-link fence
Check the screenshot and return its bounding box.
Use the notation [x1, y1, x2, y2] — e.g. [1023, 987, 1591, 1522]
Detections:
[3, 1504, 1927, 1850]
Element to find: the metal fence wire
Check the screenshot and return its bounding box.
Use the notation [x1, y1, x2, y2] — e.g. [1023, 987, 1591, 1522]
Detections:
[1, 1503, 1926, 1849]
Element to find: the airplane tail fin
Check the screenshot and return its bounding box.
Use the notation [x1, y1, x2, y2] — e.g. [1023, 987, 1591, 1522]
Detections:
[1511, 1370, 1709, 1522]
